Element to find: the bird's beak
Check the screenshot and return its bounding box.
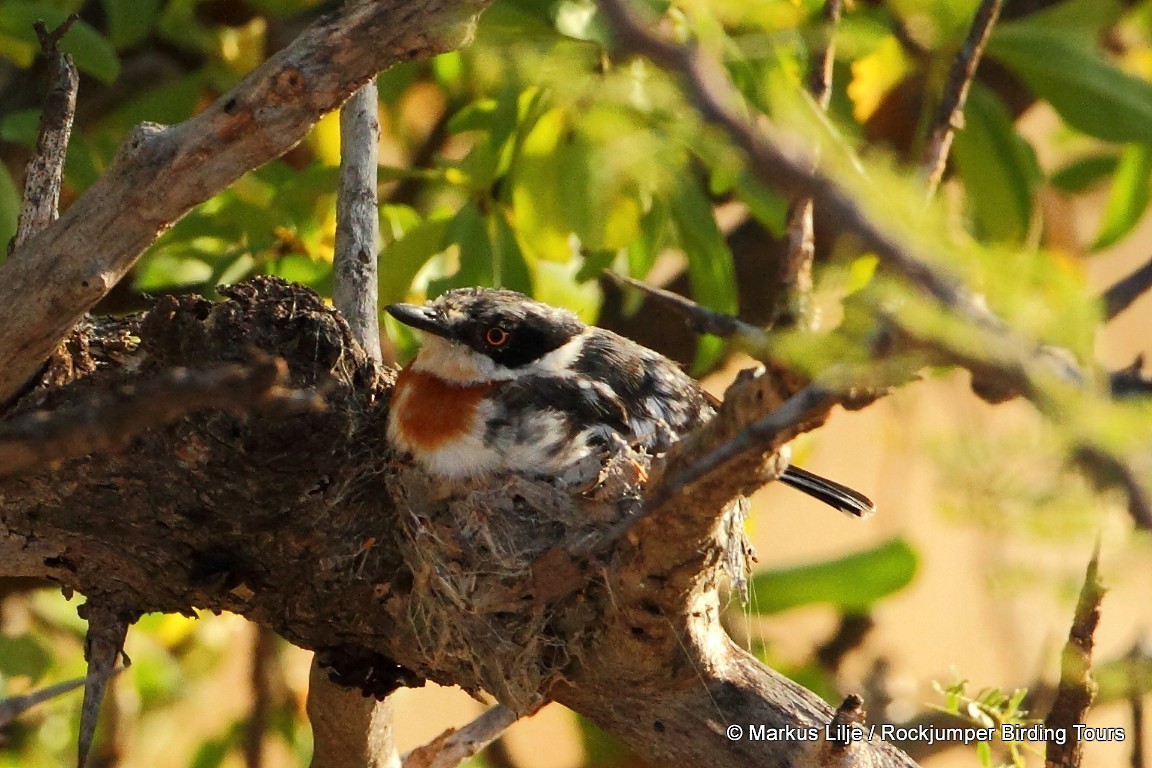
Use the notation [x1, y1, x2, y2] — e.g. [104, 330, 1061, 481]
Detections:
[385, 303, 450, 338]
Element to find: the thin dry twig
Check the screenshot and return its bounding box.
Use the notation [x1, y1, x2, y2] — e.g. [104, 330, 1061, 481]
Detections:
[605, 272, 768, 345]
[777, 0, 842, 329]
[0, 358, 321, 478]
[1101, 257, 1152, 322]
[815, 614, 876, 674]
[0, 667, 123, 728]
[9, 14, 79, 256]
[1129, 641, 1146, 768]
[310, 53, 394, 768]
[77, 601, 131, 768]
[334, 79, 383, 365]
[402, 706, 520, 768]
[922, 0, 1005, 194]
[1044, 544, 1105, 768]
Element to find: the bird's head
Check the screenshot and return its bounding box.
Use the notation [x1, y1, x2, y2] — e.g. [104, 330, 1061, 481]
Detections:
[386, 288, 587, 384]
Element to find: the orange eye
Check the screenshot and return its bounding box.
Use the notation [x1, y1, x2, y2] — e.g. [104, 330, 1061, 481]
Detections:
[485, 327, 509, 346]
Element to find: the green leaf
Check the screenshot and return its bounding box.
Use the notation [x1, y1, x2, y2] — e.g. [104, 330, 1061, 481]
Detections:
[0, 160, 19, 257]
[429, 201, 493, 295]
[0, 635, 53, 683]
[0, 108, 39, 145]
[489, 207, 533, 294]
[102, 0, 162, 49]
[668, 183, 737, 372]
[951, 84, 1039, 245]
[509, 107, 573, 263]
[626, 199, 670, 284]
[378, 213, 451, 305]
[0, 4, 120, 83]
[746, 538, 918, 615]
[987, 27, 1152, 144]
[1091, 143, 1152, 251]
[1050, 154, 1119, 193]
[733, 172, 788, 237]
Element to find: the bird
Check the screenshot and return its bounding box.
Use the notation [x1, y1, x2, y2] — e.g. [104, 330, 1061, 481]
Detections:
[385, 287, 874, 518]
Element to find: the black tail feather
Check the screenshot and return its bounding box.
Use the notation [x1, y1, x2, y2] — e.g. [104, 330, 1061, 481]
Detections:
[779, 466, 876, 518]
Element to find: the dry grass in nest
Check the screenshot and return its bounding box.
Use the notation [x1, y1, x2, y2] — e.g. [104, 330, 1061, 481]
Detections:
[386, 450, 651, 713]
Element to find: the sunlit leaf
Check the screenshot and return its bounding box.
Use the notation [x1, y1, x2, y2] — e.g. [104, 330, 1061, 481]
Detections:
[668, 183, 737, 372]
[0, 160, 19, 255]
[847, 36, 909, 123]
[489, 207, 533, 294]
[0, 635, 53, 683]
[510, 107, 573, 263]
[988, 26, 1152, 144]
[747, 538, 918, 615]
[1091, 143, 1152, 251]
[378, 213, 451, 304]
[733, 172, 788, 236]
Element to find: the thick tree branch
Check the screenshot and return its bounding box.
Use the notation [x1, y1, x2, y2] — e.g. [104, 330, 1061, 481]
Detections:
[8, 15, 79, 256]
[0, 0, 490, 405]
[921, 0, 1005, 194]
[0, 358, 317, 478]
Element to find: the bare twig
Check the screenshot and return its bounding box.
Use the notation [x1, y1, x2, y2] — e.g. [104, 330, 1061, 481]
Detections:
[822, 694, 866, 755]
[402, 706, 520, 768]
[815, 614, 876, 674]
[310, 56, 393, 768]
[776, 0, 842, 329]
[0, 358, 321, 478]
[0, 0, 490, 405]
[8, 14, 79, 256]
[77, 601, 131, 768]
[334, 80, 383, 365]
[1101, 257, 1152, 322]
[921, 0, 1005, 194]
[605, 272, 769, 345]
[1044, 544, 1105, 768]
[0, 667, 123, 728]
[1110, 355, 1152, 397]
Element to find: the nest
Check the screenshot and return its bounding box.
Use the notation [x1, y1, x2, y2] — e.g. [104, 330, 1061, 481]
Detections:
[385, 450, 650, 714]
